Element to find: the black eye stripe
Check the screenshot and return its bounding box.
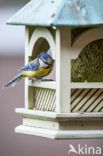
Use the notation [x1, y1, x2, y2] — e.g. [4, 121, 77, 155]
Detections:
[40, 58, 52, 66]
[43, 61, 50, 65]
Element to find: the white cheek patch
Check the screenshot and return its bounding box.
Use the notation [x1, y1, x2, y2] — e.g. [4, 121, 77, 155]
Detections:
[48, 58, 52, 64]
[39, 59, 48, 68]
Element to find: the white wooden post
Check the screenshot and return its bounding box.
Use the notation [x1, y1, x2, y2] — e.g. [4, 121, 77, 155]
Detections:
[25, 26, 36, 109]
[56, 27, 71, 113]
[25, 26, 35, 109]
[25, 27, 29, 108]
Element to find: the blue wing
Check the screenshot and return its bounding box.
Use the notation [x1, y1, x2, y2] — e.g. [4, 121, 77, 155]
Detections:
[21, 58, 40, 71]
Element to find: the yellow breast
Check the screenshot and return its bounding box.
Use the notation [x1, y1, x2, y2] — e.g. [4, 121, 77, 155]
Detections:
[23, 66, 53, 79]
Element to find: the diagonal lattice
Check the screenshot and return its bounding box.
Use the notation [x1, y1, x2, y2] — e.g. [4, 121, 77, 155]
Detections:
[34, 87, 56, 111]
[71, 89, 103, 112]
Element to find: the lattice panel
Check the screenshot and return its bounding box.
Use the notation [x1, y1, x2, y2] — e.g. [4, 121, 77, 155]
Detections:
[71, 89, 103, 112]
[34, 87, 56, 111]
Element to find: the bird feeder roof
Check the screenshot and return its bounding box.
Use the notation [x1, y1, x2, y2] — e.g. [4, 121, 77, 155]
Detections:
[7, 0, 103, 27]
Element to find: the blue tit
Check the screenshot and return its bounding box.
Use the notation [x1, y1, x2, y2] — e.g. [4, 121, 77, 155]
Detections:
[4, 52, 54, 87]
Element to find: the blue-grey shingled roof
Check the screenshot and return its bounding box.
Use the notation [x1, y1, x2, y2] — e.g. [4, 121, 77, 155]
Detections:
[7, 0, 103, 27]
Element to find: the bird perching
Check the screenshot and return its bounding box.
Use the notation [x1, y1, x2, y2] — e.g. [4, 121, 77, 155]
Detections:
[4, 52, 54, 87]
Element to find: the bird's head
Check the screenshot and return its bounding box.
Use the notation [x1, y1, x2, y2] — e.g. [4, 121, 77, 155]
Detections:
[38, 52, 54, 68]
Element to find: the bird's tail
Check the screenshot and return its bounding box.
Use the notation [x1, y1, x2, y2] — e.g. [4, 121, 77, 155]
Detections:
[4, 73, 23, 87]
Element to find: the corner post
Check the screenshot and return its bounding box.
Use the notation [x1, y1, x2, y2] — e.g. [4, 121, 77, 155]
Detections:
[56, 27, 71, 113]
[25, 26, 30, 108]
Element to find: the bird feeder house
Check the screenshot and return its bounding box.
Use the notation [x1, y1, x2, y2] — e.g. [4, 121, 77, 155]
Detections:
[7, 0, 103, 139]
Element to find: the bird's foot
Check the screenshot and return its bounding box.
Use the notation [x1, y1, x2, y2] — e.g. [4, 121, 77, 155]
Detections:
[34, 78, 37, 81]
[38, 78, 54, 81]
[32, 78, 37, 82]
[32, 78, 54, 82]
[38, 78, 46, 81]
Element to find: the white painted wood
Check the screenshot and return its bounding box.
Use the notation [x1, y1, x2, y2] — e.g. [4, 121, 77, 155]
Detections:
[71, 89, 101, 112]
[94, 100, 103, 112]
[34, 87, 56, 111]
[56, 112, 103, 120]
[15, 108, 56, 119]
[28, 86, 35, 109]
[71, 82, 103, 88]
[71, 89, 90, 111]
[15, 125, 57, 139]
[23, 117, 103, 130]
[24, 26, 56, 110]
[78, 89, 103, 112]
[71, 89, 82, 103]
[23, 118, 59, 130]
[15, 108, 103, 120]
[71, 27, 103, 59]
[29, 27, 56, 59]
[28, 80, 56, 89]
[15, 107, 103, 138]
[85, 91, 103, 112]
[15, 125, 103, 139]
[25, 27, 30, 108]
[56, 27, 71, 113]
[19, 26, 103, 139]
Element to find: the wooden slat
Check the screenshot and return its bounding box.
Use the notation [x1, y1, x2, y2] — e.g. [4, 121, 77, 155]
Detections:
[78, 89, 98, 112]
[71, 89, 103, 113]
[86, 90, 103, 112]
[71, 89, 84, 103]
[34, 87, 56, 111]
[71, 82, 103, 89]
[28, 80, 56, 89]
[84, 89, 103, 112]
[93, 100, 103, 112]
[71, 89, 89, 111]
[71, 89, 78, 96]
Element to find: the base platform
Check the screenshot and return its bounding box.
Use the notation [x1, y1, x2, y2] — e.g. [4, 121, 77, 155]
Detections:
[15, 108, 103, 139]
[15, 125, 103, 139]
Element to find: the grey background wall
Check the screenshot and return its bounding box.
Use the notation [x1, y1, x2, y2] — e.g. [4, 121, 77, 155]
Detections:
[0, 0, 103, 156]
